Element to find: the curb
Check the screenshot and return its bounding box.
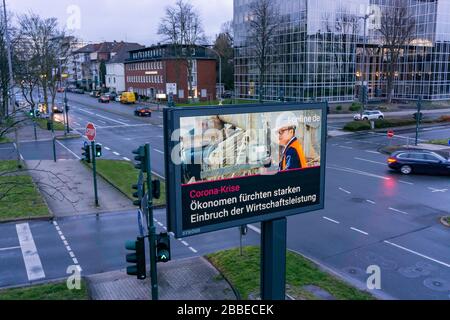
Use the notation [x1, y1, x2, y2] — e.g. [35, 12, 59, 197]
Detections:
[204, 255, 242, 300]
[0, 215, 53, 225]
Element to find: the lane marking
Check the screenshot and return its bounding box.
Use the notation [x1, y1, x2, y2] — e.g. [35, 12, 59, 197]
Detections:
[354, 157, 386, 165]
[0, 246, 21, 252]
[94, 113, 128, 126]
[154, 149, 164, 154]
[350, 227, 369, 236]
[104, 147, 111, 151]
[389, 207, 409, 215]
[365, 150, 382, 155]
[113, 151, 120, 156]
[152, 171, 165, 181]
[339, 146, 353, 150]
[384, 240, 450, 268]
[339, 187, 351, 194]
[53, 221, 82, 272]
[366, 200, 376, 205]
[13, 143, 24, 161]
[189, 247, 198, 253]
[399, 180, 414, 185]
[428, 187, 448, 193]
[16, 223, 46, 281]
[157, 222, 163, 227]
[56, 140, 81, 160]
[323, 217, 340, 224]
[328, 165, 391, 181]
[123, 157, 131, 161]
[181, 241, 189, 246]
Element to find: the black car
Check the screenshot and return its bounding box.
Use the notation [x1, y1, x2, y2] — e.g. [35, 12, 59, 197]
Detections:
[134, 106, 152, 117]
[73, 88, 84, 94]
[388, 150, 450, 175]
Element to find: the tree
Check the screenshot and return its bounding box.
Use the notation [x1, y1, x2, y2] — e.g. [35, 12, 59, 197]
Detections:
[158, 0, 206, 102]
[379, 0, 415, 103]
[99, 60, 106, 89]
[214, 21, 234, 91]
[247, 0, 281, 103]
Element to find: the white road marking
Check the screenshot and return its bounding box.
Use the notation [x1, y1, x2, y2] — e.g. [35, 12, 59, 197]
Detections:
[73, 122, 81, 127]
[248, 224, 261, 234]
[98, 120, 107, 125]
[157, 222, 163, 227]
[366, 200, 376, 204]
[53, 222, 82, 272]
[339, 145, 353, 150]
[365, 150, 382, 155]
[384, 240, 450, 268]
[389, 207, 409, 215]
[169, 232, 175, 237]
[13, 143, 24, 161]
[69, 251, 75, 258]
[181, 241, 189, 246]
[152, 171, 165, 180]
[323, 217, 340, 224]
[399, 180, 414, 185]
[16, 223, 46, 281]
[0, 246, 21, 252]
[123, 157, 131, 161]
[63, 241, 68, 246]
[189, 247, 198, 253]
[154, 149, 164, 154]
[428, 187, 448, 193]
[339, 187, 351, 194]
[72, 258, 79, 265]
[113, 151, 120, 156]
[104, 147, 111, 151]
[350, 227, 369, 236]
[354, 157, 386, 165]
[328, 166, 391, 181]
[94, 113, 128, 126]
[78, 109, 95, 115]
[56, 140, 81, 160]
[66, 246, 72, 252]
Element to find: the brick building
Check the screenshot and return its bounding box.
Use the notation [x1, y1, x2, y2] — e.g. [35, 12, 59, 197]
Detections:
[124, 44, 217, 102]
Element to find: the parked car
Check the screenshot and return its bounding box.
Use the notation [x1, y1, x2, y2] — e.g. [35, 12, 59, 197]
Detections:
[73, 88, 84, 94]
[134, 106, 152, 117]
[354, 110, 384, 121]
[108, 92, 118, 100]
[98, 95, 110, 103]
[115, 95, 122, 102]
[57, 87, 65, 93]
[120, 92, 136, 104]
[90, 91, 101, 98]
[52, 103, 64, 113]
[388, 150, 450, 175]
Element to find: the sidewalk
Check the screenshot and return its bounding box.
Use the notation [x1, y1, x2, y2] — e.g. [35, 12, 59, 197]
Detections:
[26, 160, 135, 217]
[86, 257, 236, 300]
[328, 108, 450, 119]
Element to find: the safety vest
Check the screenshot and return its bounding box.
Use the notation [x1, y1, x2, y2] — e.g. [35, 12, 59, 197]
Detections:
[281, 138, 308, 170]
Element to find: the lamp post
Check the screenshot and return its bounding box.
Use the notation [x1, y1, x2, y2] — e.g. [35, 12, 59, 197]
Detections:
[359, 12, 374, 114]
[196, 45, 222, 105]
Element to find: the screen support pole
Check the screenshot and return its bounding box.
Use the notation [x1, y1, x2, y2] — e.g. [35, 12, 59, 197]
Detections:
[261, 218, 287, 300]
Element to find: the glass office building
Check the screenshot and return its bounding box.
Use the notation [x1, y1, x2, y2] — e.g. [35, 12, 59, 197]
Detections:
[234, 0, 450, 102]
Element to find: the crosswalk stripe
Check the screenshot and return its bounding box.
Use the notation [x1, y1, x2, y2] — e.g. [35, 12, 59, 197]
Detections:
[16, 223, 46, 281]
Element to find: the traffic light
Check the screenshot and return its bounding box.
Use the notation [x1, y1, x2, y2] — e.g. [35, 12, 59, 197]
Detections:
[156, 233, 171, 263]
[95, 144, 102, 158]
[152, 180, 161, 199]
[82, 143, 91, 163]
[133, 145, 148, 172]
[125, 236, 146, 279]
[132, 183, 144, 207]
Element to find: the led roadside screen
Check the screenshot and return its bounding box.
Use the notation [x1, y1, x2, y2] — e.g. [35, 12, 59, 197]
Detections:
[164, 103, 327, 238]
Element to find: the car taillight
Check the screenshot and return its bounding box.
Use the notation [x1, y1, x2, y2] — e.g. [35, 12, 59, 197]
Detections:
[388, 157, 397, 164]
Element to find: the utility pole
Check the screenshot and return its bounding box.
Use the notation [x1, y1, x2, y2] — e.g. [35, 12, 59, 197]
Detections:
[2, 0, 21, 165]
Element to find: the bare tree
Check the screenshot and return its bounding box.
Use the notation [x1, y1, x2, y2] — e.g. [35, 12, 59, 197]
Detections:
[214, 21, 234, 91]
[379, 0, 415, 103]
[247, 0, 281, 103]
[158, 0, 206, 102]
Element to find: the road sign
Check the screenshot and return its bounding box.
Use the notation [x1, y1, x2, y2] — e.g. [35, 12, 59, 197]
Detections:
[448, 139, 450, 146]
[86, 123, 96, 141]
[387, 130, 394, 138]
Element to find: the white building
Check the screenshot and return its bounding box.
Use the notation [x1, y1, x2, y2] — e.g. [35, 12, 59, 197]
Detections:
[105, 43, 144, 93]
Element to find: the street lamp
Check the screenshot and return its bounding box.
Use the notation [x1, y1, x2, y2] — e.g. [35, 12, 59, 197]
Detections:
[196, 45, 223, 105]
[359, 12, 375, 113]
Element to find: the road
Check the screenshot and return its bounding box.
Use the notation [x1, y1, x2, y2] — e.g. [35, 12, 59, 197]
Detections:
[1, 93, 450, 299]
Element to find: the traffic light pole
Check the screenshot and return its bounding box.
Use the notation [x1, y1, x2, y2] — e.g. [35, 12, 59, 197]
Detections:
[91, 141, 99, 207]
[415, 96, 422, 146]
[261, 218, 287, 300]
[145, 143, 158, 300]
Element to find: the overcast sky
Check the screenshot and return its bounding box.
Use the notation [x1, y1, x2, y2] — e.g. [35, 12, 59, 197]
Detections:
[6, 0, 233, 46]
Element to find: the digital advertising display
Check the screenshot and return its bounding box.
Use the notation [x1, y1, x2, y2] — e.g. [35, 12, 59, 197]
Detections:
[164, 103, 327, 238]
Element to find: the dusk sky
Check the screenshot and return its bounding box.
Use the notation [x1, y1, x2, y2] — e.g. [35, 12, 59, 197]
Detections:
[6, 0, 233, 46]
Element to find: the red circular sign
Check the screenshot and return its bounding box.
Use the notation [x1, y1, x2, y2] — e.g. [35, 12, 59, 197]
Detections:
[387, 130, 394, 138]
[86, 123, 96, 141]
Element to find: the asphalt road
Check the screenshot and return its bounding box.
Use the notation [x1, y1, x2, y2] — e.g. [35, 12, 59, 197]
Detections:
[1, 94, 450, 299]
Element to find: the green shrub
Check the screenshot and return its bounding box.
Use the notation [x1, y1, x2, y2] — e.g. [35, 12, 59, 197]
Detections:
[349, 103, 362, 112]
[343, 121, 371, 131]
[374, 119, 416, 129]
[336, 105, 342, 111]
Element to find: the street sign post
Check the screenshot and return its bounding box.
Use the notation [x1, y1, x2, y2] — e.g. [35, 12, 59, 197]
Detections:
[387, 130, 394, 138]
[86, 123, 99, 207]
